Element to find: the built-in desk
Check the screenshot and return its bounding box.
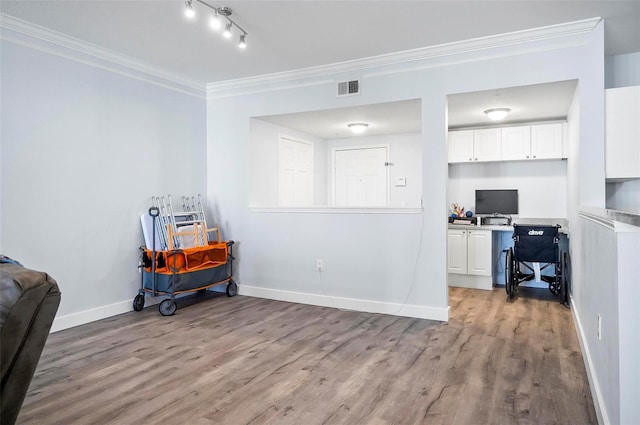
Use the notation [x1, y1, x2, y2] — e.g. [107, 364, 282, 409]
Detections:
[447, 218, 569, 290]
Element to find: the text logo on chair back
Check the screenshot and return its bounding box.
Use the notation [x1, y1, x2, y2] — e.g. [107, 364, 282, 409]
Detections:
[528, 230, 544, 236]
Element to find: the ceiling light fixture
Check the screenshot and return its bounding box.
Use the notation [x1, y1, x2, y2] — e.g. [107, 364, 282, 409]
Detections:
[348, 123, 369, 134]
[484, 108, 511, 121]
[183, 2, 248, 50]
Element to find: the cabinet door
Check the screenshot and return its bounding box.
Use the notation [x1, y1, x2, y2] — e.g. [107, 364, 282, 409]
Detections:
[448, 130, 474, 163]
[606, 86, 640, 179]
[447, 230, 468, 274]
[531, 123, 563, 159]
[467, 230, 491, 276]
[473, 128, 502, 161]
[501, 126, 531, 160]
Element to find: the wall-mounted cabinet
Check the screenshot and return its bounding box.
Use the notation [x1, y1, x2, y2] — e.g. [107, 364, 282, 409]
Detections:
[606, 86, 640, 180]
[448, 129, 501, 163]
[449, 123, 564, 164]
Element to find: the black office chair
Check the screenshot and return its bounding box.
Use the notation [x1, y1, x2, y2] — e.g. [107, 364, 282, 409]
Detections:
[505, 224, 568, 304]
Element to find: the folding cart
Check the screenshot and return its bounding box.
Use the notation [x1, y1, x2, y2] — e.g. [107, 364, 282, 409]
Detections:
[134, 204, 237, 316]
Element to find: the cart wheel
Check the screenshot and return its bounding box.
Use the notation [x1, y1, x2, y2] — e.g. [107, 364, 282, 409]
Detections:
[159, 299, 177, 316]
[133, 294, 145, 312]
[226, 280, 238, 297]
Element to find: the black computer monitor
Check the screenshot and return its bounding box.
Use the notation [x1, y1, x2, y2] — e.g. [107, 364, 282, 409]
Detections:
[475, 189, 519, 215]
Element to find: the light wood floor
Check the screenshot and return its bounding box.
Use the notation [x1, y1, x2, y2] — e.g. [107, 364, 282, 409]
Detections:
[18, 287, 596, 425]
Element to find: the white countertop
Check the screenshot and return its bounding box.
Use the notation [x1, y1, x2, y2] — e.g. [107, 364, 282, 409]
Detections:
[448, 217, 569, 234]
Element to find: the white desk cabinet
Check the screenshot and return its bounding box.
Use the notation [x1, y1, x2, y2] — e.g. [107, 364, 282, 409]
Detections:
[447, 229, 491, 276]
[606, 86, 640, 179]
[467, 230, 492, 276]
[447, 229, 468, 274]
[448, 229, 492, 290]
[531, 123, 563, 159]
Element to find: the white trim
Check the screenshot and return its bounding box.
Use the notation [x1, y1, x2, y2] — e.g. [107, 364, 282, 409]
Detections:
[570, 294, 610, 425]
[0, 13, 206, 98]
[249, 206, 422, 214]
[238, 284, 450, 322]
[206, 17, 600, 97]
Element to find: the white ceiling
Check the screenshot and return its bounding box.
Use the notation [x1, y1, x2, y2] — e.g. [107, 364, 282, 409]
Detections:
[1, 1, 639, 87]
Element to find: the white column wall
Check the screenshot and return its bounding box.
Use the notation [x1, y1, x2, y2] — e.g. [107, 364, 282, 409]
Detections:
[206, 24, 605, 320]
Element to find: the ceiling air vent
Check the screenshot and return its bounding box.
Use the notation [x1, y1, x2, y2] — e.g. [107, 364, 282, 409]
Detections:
[337, 79, 360, 97]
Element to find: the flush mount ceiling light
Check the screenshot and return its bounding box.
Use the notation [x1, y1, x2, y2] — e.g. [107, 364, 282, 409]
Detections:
[484, 108, 511, 121]
[184, 1, 248, 50]
[348, 123, 369, 134]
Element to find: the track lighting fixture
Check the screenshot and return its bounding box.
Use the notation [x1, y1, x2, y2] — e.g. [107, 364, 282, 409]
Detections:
[183, 2, 248, 50]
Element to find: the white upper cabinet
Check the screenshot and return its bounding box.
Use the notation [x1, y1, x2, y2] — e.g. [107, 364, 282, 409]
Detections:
[501, 126, 531, 160]
[531, 123, 563, 159]
[606, 86, 640, 179]
[473, 128, 502, 161]
[449, 122, 565, 164]
[448, 130, 474, 163]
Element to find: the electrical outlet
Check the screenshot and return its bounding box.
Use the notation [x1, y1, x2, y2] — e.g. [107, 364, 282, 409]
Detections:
[317, 259, 324, 271]
[597, 314, 602, 340]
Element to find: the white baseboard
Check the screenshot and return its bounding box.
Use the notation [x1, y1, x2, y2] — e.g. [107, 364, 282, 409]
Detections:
[570, 295, 609, 425]
[51, 299, 133, 333]
[238, 285, 450, 322]
[51, 295, 165, 333]
[448, 274, 493, 290]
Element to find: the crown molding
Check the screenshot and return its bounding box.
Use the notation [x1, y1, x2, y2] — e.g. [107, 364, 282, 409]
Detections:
[0, 13, 206, 98]
[207, 17, 601, 98]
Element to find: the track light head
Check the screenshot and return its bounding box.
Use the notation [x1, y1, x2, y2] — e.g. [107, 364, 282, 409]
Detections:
[209, 11, 221, 30]
[184, 0, 195, 18]
[223, 22, 232, 38]
[239, 34, 247, 49]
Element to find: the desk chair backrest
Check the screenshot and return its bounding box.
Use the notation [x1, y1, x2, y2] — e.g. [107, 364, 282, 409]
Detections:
[512, 224, 560, 263]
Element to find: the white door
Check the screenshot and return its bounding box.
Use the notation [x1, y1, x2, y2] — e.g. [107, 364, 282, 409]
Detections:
[447, 229, 468, 274]
[334, 147, 388, 207]
[530, 123, 563, 159]
[467, 230, 492, 276]
[278, 137, 313, 206]
[501, 126, 531, 160]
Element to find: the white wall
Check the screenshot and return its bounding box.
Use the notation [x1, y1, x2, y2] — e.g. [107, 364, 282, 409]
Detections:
[249, 118, 327, 207]
[0, 40, 206, 329]
[448, 160, 568, 218]
[206, 22, 605, 322]
[326, 133, 422, 208]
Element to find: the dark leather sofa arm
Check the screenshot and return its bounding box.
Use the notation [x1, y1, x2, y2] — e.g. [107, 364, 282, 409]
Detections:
[1, 263, 61, 425]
